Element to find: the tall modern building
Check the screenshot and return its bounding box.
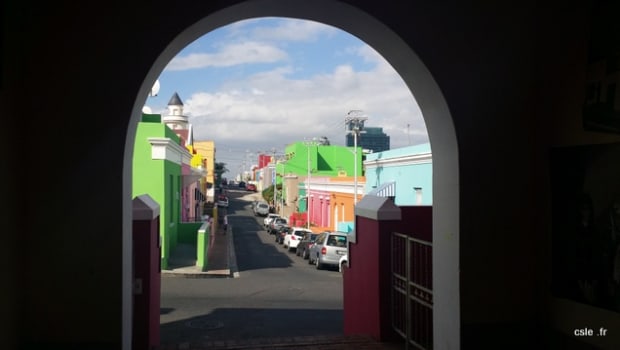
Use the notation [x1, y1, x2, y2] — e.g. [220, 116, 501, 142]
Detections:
[345, 126, 390, 153]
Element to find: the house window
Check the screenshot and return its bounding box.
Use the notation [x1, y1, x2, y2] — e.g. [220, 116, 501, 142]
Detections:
[414, 187, 423, 205]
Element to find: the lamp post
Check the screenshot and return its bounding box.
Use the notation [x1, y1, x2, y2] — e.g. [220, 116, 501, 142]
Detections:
[304, 138, 318, 229]
[271, 148, 278, 212]
[345, 110, 367, 205]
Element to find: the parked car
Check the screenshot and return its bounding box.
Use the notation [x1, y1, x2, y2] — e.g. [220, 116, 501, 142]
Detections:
[254, 202, 270, 216]
[339, 254, 348, 273]
[268, 217, 288, 235]
[296, 231, 320, 259]
[263, 213, 280, 228]
[274, 225, 291, 244]
[246, 183, 257, 192]
[217, 196, 229, 208]
[283, 227, 313, 252]
[238, 181, 246, 189]
[308, 231, 348, 270]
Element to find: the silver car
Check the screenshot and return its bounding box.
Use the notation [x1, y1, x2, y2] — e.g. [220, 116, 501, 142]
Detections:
[308, 231, 348, 270]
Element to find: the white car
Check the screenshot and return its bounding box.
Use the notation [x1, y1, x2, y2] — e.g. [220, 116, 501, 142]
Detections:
[283, 227, 313, 252]
[254, 201, 270, 216]
[339, 254, 348, 273]
[217, 197, 228, 208]
[263, 213, 279, 228]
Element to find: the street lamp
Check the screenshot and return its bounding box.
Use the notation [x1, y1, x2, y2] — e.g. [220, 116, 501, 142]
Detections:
[304, 138, 318, 229]
[345, 110, 367, 205]
[271, 148, 277, 211]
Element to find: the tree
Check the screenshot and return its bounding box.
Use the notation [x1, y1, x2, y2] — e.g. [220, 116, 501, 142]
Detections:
[214, 162, 228, 186]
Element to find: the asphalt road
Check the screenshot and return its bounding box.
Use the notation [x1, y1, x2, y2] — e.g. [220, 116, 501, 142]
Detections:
[160, 188, 344, 344]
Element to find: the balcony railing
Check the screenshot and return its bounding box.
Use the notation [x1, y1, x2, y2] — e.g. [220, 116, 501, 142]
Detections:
[367, 181, 396, 200]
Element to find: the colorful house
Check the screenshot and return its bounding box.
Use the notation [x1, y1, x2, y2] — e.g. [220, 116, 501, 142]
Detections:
[193, 140, 216, 202]
[132, 113, 189, 269]
[363, 143, 432, 205]
[279, 141, 362, 216]
[303, 175, 366, 232]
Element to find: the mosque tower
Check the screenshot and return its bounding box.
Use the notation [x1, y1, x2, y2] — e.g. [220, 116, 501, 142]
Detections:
[163, 92, 189, 130]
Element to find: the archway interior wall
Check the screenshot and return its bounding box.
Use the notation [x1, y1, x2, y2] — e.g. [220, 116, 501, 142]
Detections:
[132, 0, 461, 347]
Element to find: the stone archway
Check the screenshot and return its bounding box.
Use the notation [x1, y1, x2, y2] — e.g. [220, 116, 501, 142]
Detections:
[126, 0, 459, 347]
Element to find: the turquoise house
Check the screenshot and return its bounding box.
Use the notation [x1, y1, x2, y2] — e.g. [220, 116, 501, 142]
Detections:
[133, 113, 188, 270]
[363, 143, 432, 206]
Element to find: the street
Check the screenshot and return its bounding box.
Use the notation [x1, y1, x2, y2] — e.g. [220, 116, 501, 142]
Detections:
[160, 188, 344, 345]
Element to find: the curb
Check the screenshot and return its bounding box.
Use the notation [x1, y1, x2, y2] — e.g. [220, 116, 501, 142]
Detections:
[228, 224, 240, 278]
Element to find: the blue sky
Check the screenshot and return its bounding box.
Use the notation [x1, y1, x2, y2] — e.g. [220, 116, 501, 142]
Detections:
[143, 17, 428, 177]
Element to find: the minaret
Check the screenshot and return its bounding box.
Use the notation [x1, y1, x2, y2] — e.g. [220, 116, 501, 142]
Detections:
[163, 92, 189, 130]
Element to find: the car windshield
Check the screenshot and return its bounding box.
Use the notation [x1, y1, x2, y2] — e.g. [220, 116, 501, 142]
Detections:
[309, 234, 319, 241]
[327, 235, 347, 247]
[258, 204, 268, 208]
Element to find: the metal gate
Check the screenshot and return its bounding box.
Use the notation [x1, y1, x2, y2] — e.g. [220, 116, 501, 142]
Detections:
[391, 232, 433, 350]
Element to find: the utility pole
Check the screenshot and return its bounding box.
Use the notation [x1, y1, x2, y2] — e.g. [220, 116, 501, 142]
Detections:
[304, 138, 318, 230]
[271, 147, 277, 212]
[345, 110, 367, 205]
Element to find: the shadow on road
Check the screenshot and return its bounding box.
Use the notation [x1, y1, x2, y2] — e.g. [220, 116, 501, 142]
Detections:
[160, 307, 344, 345]
[231, 215, 298, 272]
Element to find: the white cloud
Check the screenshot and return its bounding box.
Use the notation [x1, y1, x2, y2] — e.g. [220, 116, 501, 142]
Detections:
[249, 18, 338, 42]
[165, 41, 288, 71]
[183, 60, 427, 156]
[158, 19, 429, 174]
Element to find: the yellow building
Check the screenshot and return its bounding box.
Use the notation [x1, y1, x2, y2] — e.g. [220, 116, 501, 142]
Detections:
[193, 141, 216, 202]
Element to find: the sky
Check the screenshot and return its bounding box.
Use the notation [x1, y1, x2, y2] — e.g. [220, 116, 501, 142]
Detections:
[143, 17, 428, 178]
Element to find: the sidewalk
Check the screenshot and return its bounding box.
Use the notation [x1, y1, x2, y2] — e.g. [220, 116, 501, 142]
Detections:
[157, 334, 405, 349]
[162, 220, 238, 278]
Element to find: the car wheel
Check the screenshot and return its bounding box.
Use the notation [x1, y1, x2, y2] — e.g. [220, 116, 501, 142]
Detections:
[315, 256, 323, 270]
[340, 260, 347, 274]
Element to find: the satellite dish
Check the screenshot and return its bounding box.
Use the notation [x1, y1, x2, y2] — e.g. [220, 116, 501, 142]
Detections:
[142, 105, 153, 114]
[149, 79, 160, 97]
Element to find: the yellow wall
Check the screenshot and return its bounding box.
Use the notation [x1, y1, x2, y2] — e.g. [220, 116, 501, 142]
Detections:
[193, 141, 216, 187]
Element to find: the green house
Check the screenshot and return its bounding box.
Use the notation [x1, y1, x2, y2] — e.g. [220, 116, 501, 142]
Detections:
[277, 141, 362, 212]
[132, 113, 186, 270]
[278, 141, 361, 181]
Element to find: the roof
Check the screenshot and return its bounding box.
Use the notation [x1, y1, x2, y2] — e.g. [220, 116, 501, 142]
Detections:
[168, 92, 184, 106]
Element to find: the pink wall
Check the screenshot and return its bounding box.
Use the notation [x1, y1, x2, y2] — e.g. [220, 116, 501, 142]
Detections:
[309, 189, 330, 228]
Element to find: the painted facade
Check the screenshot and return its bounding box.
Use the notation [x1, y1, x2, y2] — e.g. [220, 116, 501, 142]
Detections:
[133, 113, 189, 270]
[298, 175, 366, 232]
[166, 93, 208, 222]
[193, 140, 216, 202]
[279, 142, 362, 182]
[277, 141, 363, 221]
[363, 143, 432, 206]
[182, 145, 207, 222]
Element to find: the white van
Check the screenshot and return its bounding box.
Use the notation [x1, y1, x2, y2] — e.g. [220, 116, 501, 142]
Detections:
[254, 202, 270, 216]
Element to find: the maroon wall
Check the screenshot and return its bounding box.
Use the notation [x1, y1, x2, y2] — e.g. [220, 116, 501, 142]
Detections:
[343, 216, 401, 341]
[132, 218, 161, 350]
[344, 206, 433, 342]
[398, 206, 433, 242]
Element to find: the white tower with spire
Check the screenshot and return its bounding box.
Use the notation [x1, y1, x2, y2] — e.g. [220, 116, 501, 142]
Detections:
[163, 92, 189, 130]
